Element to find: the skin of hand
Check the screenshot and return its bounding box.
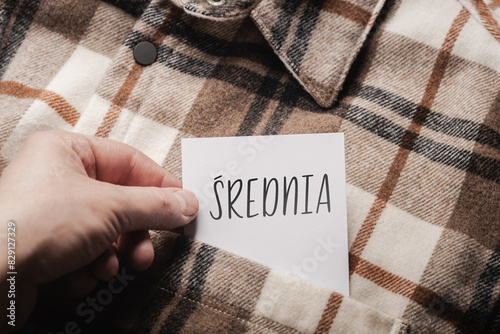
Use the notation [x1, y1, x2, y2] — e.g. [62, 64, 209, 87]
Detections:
[0, 130, 198, 332]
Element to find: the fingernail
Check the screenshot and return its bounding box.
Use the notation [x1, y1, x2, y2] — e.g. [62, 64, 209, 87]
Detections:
[173, 190, 198, 217]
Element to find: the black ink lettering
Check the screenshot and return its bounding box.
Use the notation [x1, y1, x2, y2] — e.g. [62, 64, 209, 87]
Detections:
[316, 174, 331, 213]
[302, 174, 313, 214]
[247, 178, 258, 218]
[228, 179, 243, 219]
[283, 176, 298, 215]
[210, 176, 224, 220]
[263, 178, 278, 217]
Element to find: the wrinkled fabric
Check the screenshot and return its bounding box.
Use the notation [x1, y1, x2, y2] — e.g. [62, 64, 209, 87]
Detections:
[0, 0, 499, 333]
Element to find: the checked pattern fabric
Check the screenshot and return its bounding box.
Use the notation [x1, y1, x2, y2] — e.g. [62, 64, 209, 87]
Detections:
[1, 0, 500, 333]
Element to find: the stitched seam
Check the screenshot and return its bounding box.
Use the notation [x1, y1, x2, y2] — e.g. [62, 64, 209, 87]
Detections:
[251, 0, 386, 105]
[329, 0, 388, 101]
[185, 3, 251, 18]
[455, 0, 500, 42]
[250, 14, 339, 105]
[250, 14, 328, 104]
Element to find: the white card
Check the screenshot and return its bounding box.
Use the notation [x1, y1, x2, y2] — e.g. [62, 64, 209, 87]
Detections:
[182, 133, 349, 296]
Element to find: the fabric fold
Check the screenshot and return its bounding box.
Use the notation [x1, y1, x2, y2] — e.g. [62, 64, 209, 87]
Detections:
[250, 0, 387, 108]
[123, 231, 410, 334]
[178, 0, 261, 20]
[455, 0, 500, 43]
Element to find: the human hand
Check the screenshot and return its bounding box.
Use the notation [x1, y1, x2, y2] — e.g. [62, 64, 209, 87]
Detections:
[0, 130, 198, 331]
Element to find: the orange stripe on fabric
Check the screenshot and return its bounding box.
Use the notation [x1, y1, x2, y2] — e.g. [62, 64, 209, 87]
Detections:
[320, 0, 372, 27]
[472, 0, 500, 42]
[314, 293, 343, 334]
[0, 81, 80, 126]
[354, 256, 415, 298]
[490, 1, 500, 10]
[95, 64, 145, 137]
[315, 8, 470, 333]
[95, 7, 183, 138]
[352, 255, 468, 330]
[349, 8, 470, 261]
[315, 255, 470, 332]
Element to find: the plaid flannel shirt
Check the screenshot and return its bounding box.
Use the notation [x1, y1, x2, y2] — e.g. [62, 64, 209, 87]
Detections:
[1, 0, 500, 333]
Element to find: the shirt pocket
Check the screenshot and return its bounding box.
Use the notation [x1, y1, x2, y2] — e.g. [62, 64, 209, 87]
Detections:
[125, 231, 410, 334]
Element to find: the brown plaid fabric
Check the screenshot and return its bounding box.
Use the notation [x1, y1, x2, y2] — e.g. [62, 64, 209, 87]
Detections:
[1, 0, 499, 333]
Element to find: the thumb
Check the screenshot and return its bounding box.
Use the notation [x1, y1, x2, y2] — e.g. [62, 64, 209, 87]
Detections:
[110, 185, 199, 232]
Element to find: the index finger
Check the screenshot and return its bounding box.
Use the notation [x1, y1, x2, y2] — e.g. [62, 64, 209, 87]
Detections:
[71, 131, 181, 188]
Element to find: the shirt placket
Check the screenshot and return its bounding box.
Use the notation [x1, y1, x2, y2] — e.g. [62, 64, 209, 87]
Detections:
[77, 0, 247, 174]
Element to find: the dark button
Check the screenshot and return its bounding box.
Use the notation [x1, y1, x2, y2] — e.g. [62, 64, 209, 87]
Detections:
[133, 41, 157, 66]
